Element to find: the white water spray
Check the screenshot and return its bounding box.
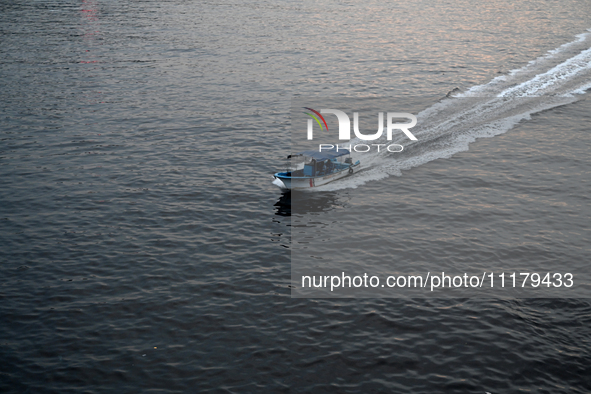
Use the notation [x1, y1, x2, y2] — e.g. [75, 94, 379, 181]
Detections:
[316, 30, 591, 191]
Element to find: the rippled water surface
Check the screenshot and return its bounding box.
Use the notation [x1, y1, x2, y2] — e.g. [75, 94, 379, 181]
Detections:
[1, 0, 591, 392]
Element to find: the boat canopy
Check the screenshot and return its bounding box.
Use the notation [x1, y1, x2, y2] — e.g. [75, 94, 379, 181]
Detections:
[290, 147, 350, 161]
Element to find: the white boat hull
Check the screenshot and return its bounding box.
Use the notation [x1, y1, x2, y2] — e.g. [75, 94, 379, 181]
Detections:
[273, 162, 360, 190]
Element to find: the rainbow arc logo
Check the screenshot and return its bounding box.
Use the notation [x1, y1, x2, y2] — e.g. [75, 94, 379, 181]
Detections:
[303, 107, 328, 139]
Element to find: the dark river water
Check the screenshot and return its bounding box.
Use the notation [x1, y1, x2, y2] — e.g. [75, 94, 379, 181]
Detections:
[1, 0, 591, 392]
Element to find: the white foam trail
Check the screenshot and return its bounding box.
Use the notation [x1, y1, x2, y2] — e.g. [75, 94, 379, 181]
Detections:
[461, 29, 591, 97]
[498, 47, 591, 97]
[313, 31, 591, 192]
[570, 81, 591, 95]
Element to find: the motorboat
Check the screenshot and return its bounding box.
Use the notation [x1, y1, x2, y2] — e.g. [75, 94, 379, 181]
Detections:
[272, 147, 360, 190]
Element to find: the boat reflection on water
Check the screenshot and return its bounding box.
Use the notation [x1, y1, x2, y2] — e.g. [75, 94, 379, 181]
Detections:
[274, 191, 292, 217]
[273, 190, 349, 217]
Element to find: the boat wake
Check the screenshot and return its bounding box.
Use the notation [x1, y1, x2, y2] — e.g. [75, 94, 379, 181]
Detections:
[315, 29, 591, 191]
